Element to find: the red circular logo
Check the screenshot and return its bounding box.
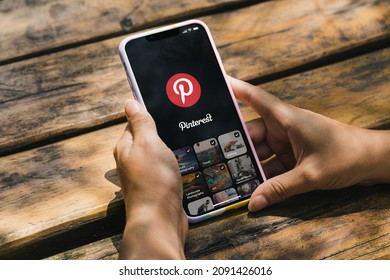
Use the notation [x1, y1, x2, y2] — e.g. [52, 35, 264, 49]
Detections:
[166, 73, 201, 107]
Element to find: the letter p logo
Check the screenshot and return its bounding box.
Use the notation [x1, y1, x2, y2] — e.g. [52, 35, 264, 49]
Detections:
[166, 73, 201, 107]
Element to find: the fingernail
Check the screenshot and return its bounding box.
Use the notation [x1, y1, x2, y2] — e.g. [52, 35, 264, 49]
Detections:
[248, 195, 268, 212]
[125, 100, 140, 118]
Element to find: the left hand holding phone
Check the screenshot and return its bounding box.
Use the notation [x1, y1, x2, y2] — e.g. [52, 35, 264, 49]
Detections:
[114, 99, 188, 259]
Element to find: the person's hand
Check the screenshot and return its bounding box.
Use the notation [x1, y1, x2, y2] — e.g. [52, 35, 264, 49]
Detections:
[114, 100, 188, 259]
[229, 77, 390, 212]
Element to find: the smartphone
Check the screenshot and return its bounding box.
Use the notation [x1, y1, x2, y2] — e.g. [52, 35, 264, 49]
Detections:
[119, 19, 266, 223]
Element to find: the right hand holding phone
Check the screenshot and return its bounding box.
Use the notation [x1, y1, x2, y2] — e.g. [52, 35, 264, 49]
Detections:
[229, 77, 390, 212]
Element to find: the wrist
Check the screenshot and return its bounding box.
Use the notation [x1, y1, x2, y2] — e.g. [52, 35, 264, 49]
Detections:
[119, 206, 187, 259]
[356, 129, 390, 185]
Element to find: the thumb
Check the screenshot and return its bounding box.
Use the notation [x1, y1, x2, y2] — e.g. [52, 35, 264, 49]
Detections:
[228, 76, 284, 119]
[124, 99, 158, 139]
[248, 167, 310, 212]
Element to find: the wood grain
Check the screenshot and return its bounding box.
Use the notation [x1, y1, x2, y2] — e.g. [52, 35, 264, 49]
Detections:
[186, 185, 390, 260]
[48, 235, 122, 260]
[1, 48, 389, 258]
[0, 0, 245, 63]
[260, 48, 390, 129]
[235, 48, 390, 129]
[212, 0, 390, 80]
[1, 0, 389, 154]
[48, 185, 390, 260]
[190, 188, 390, 260]
[0, 123, 123, 258]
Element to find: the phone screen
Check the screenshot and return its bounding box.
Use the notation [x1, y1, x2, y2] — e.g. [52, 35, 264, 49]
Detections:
[122, 22, 264, 221]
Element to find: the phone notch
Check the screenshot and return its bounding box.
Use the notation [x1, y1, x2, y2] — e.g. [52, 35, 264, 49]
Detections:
[146, 28, 180, 41]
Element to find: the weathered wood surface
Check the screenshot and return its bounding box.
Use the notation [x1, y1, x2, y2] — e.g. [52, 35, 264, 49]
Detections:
[1, 0, 389, 155]
[185, 185, 390, 260]
[261, 48, 390, 129]
[0, 0, 246, 63]
[49, 235, 122, 260]
[1, 48, 389, 259]
[48, 184, 390, 260]
[0, 123, 123, 259]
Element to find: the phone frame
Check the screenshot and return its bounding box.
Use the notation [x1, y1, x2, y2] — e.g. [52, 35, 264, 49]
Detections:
[118, 19, 266, 223]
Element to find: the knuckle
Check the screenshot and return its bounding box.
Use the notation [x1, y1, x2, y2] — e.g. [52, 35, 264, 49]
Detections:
[136, 134, 159, 150]
[113, 146, 118, 159]
[261, 102, 288, 124]
[268, 179, 289, 202]
[113, 140, 124, 160]
[300, 164, 322, 187]
[132, 111, 154, 128]
[130, 115, 147, 130]
[113, 139, 127, 159]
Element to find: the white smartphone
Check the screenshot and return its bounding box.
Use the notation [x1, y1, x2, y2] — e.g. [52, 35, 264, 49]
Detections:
[119, 19, 266, 223]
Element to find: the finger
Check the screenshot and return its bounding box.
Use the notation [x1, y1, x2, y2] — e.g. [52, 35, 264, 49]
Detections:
[246, 118, 266, 144]
[124, 99, 159, 142]
[248, 166, 310, 212]
[246, 118, 274, 160]
[114, 123, 134, 161]
[261, 156, 288, 178]
[265, 132, 296, 170]
[228, 76, 283, 118]
[255, 143, 274, 161]
[115, 100, 159, 159]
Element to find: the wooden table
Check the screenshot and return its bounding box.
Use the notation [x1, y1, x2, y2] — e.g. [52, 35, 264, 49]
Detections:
[0, 0, 389, 260]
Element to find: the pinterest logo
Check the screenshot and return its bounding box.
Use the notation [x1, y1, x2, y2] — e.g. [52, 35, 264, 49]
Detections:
[166, 73, 201, 107]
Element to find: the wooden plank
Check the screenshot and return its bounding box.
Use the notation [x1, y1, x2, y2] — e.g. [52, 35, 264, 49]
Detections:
[260, 48, 390, 129]
[1, 0, 389, 154]
[185, 185, 390, 260]
[48, 235, 122, 260]
[212, 0, 390, 81]
[240, 48, 390, 129]
[0, 0, 245, 63]
[48, 185, 390, 260]
[1, 48, 389, 258]
[0, 123, 123, 258]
